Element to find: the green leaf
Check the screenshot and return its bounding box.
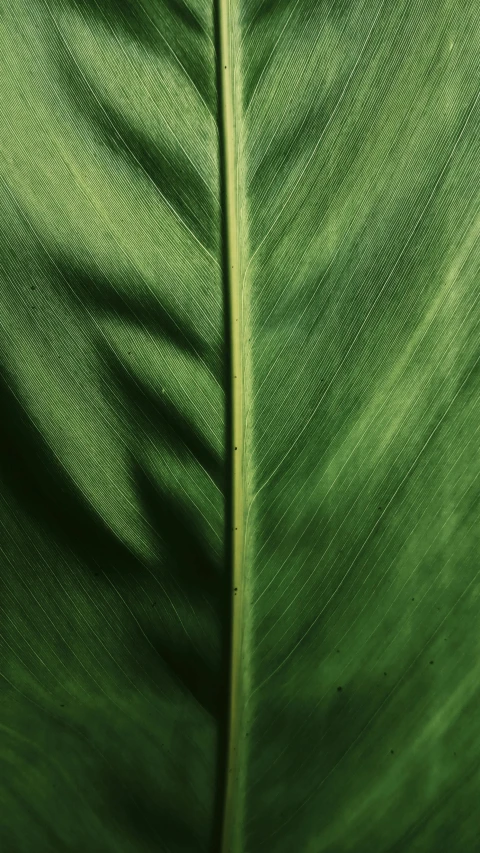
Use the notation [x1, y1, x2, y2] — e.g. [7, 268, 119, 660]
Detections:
[1, 2, 479, 852]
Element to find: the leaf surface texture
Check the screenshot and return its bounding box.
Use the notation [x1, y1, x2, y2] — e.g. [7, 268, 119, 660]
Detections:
[0, 2, 479, 852]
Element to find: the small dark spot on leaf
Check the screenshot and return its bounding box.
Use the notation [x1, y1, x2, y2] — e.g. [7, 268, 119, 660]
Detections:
[391, 750, 394, 755]
[412, 597, 415, 601]
[430, 660, 434, 665]
[60, 704, 64, 708]
[384, 672, 387, 676]
[337, 686, 342, 692]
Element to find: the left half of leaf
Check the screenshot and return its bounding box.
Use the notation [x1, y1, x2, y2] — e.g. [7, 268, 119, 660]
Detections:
[0, 2, 226, 851]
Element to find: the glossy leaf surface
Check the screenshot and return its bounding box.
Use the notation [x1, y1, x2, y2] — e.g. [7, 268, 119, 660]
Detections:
[1, 2, 479, 852]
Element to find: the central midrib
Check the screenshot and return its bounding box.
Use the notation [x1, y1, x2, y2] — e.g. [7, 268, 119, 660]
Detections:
[217, 0, 246, 851]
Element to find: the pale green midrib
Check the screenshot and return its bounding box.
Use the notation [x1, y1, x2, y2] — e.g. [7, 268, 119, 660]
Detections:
[218, 0, 245, 852]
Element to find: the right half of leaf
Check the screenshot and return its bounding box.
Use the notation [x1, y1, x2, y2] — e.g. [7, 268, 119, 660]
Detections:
[236, 3, 480, 851]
